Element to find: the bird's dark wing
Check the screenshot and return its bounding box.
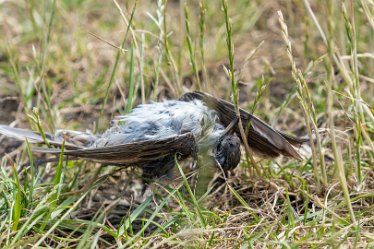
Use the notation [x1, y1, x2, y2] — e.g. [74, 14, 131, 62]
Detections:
[32, 132, 197, 166]
[180, 91, 308, 160]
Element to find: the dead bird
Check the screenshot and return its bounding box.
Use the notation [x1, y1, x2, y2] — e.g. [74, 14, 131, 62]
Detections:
[0, 91, 307, 179]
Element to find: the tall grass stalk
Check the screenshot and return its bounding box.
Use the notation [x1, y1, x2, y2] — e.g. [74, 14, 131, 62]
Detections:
[199, 0, 209, 90]
[303, 0, 370, 187]
[139, 33, 146, 103]
[184, 3, 202, 90]
[361, 0, 374, 30]
[149, 0, 165, 100]
[222, 0, 261, 175]
[113, 0, 145, 104]
[98, 1, 137, 130]
[125, 46, 136, 113]
[278, 10, 327, 188]
[162, 0, 182, 95]
[24, 139, 35, 206]
[5, 1, 56, 131]
[336, 146, 357, 223]
[178, 0, 185, 88]
[342, 2, 364, 188]
[37, 0, 57, 131]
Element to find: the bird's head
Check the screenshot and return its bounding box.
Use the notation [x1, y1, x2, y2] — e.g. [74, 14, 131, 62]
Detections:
[214, 133, 241, 172]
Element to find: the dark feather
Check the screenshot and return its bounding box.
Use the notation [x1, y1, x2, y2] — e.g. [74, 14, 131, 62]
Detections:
[180, 91, 306, 160]
[32, 133, 197, 166]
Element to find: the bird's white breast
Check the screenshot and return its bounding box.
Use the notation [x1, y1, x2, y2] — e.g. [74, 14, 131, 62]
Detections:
[94, 100, 225, 147]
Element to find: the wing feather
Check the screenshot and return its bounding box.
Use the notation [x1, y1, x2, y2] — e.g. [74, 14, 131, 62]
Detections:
[180, 91, 306, 159]
[32, 132, 197, 166]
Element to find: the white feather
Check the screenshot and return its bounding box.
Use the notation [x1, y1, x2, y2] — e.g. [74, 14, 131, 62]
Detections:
[94, 100, 224, 148]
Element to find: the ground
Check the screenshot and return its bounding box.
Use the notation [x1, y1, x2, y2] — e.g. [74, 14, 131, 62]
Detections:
[0, 0, 373, 248]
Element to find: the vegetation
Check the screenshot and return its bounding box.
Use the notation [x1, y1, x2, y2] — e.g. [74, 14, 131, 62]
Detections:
[0, 0, 373, 247]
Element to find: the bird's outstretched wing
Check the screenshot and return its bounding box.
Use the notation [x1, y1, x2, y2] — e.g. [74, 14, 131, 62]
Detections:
[180, 91, 308, 160]
[27, 132, 197, 167]
[1, 124, 197, 176]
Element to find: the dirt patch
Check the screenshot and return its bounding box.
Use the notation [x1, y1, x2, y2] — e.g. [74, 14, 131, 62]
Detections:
[0, 96, 20, 155]
[0, 96, 19, 123]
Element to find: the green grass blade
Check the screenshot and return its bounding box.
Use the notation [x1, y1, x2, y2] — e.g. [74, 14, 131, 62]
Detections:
[125, 45, 136, 114]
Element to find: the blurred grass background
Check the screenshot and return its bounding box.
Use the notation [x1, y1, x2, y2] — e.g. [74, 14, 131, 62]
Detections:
[0, 0, 373, 248]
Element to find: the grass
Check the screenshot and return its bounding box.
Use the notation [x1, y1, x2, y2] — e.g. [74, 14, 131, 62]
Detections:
[0, 0, 373, 248]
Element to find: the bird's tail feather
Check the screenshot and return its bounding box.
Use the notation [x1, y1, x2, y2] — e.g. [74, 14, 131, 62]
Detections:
[0, 125, 90, 149]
